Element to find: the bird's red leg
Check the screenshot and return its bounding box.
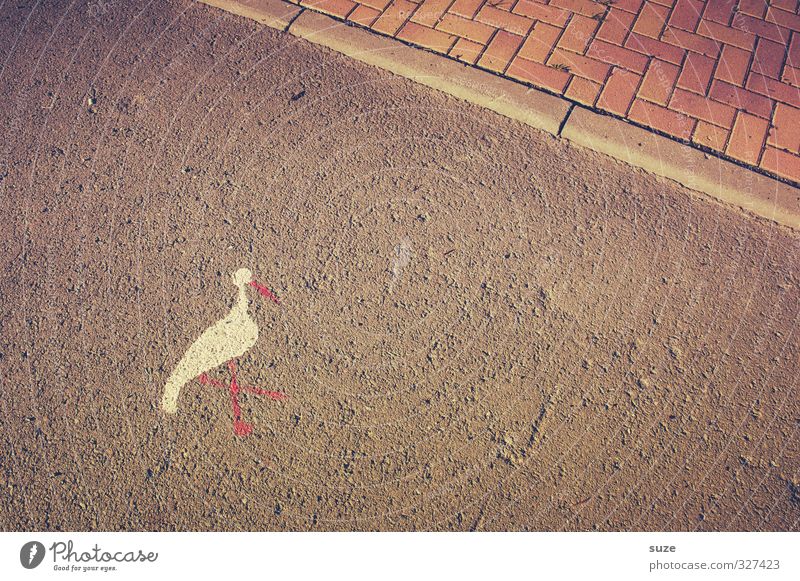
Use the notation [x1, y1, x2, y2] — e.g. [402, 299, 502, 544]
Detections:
[240, 384, 288, 400]
[198, 373, 224, 388]
[228, 360, 253, 437]
[201, 362, 284, 437]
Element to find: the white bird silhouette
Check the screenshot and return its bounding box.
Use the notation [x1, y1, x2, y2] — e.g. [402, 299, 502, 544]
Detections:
[161, 267, 284, 435]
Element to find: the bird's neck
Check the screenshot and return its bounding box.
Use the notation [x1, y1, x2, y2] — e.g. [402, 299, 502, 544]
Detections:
[234, 284, 249, 313]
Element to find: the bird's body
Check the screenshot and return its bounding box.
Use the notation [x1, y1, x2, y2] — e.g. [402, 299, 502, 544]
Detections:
[161, 268, 259, 415]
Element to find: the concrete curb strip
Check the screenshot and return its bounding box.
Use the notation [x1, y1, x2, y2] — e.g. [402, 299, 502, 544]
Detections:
[200, 0, 302, 31]
[562, 108, 800, 230]
[200, 0, 800, 231]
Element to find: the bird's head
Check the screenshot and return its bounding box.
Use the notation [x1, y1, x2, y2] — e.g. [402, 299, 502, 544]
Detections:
[233, 267, 281, 305]
[232, 267, 253, 287]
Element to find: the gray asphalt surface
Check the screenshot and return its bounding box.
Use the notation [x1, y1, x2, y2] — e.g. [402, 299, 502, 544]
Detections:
[0, 0, 798, 531]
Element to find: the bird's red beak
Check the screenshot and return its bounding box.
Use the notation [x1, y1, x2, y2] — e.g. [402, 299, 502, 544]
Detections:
[249, 280, 281, 305]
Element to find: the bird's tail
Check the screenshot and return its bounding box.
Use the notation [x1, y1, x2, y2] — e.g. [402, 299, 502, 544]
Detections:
[161, 374, 184, 414]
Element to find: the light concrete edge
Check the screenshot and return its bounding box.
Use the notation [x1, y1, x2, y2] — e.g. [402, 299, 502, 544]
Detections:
[203, 0, 800, 231]
[199, 0, 302, 31]
[562, 107, 800, 230]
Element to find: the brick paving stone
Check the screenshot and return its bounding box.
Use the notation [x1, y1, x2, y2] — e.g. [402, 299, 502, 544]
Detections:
[727, 111, 770, 164]
[766, 6, 800, 33]
[507, 55, 571, 92]
[437, 12, 495, 44]
[548, 48, 610, 83]
[558, 14, 599, 54]
[788, 32, 800, 67]
[596, 8, 636, 45]
[748, 71, 800, 107]
[703, 0, 737, 26]
[449, 0, 486, 19]
[752, 38, 787, 79]
[768, 102, 800, 152]
[733, 13, 790, 44]
[549, 0, 604, 19]
[372, 0, 418, 35]
[587, 38, 649, 73]
[709, 79, 774, 118]
[761, 145, 800, 181]
[692, 120, 730, 151]
[450, 36, 484, 63]
[668, 0, 703, 32]
[670, 87, 737, 128]
[565, 75, 602, 106]
[677, 52, 715, 95]
[488, 0, 514, 9]
[410, 0, 451, 27]
[715, 44, 752, 86]
[662, 26, 721, 56]
[625, 32, 685, 65]
[739, 0, 768, 19]
[476, 5, 534, 37]
[629, 98, 696, 139]
[290, 0, 800, 184]
[614, 0, 645, 13]
[349, 3, 381, 25]
[517, 21, 562, 63]
[398, 21, 457, 51]
[698, 18, 757, 50]
[638, 59, 680, 105]
[478, 30, 524, 72]
[783, 64, 800, 87]
[512, 0, 570, 27]
[632, 1, 669, 39]
[357, 0, 391, 10]
[771, 0, 799, 11]
[597, 66, 641, 115]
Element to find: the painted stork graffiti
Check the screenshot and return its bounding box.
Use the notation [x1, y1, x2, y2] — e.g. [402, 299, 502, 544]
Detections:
[161, 268, 286, 436]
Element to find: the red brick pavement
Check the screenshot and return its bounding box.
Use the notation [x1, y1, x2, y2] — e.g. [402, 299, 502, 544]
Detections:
[291, 0, 800, 185]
